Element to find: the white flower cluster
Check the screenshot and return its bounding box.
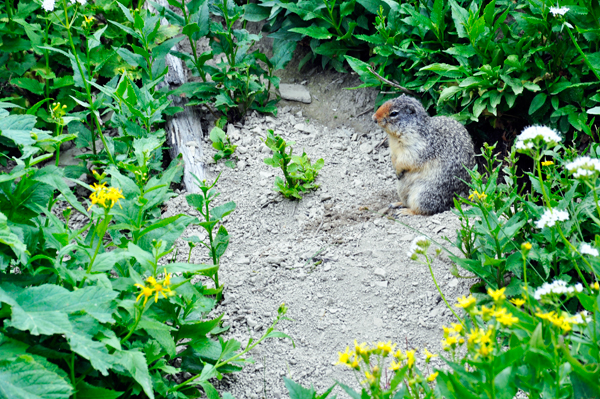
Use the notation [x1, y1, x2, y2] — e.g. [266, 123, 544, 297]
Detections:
[515, 125, 561, 151]
[565, 156, 600, 179]
[42, 0, 55, 11]
[569, 311, 589, 325]
[534, 280, 583, 300]
[535, 208, 569, 229]
[42, 0, 86, 12]
[580, 242, 599, 257]
[550, 6, 569, 16]
[406, 236, 429, 259]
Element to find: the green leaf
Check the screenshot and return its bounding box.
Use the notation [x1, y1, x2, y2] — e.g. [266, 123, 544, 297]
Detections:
[164, 262, 218, 277]
[271, 40, 296, 71]
[0, 356, 73, 399]
[0, 211, 28, 265]
[283, 377, 316, 399]
[0, 114, 37, 147]
[243, 3, 270, 22]
[114, 350, 155, 399]
[587, 106, 600, 115]
[438, 86, 462, 103]
[529, 93, 547, 115]
[76, 381, 123, 399]
[212, 201, 236, 220]
[288, 26, 333, 40]
[33, 166, 88, 215]
[177, 314, 223, 340]
[11, 78, 45, 96]
[67, 314, 115, 376]
[345, 55, 380, 86]
[138, 317, 176, 357]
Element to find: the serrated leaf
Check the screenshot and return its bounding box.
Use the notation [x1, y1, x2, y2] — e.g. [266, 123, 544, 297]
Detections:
[0, 356, 74, 399]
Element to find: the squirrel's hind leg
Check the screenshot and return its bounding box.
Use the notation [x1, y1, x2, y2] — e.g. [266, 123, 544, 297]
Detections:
[388, 201, 405, 209]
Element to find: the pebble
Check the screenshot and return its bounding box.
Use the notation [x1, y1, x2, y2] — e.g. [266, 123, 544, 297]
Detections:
[373, 267, 386, 277]
[374, 281, 388, 288]
[359, 143, 373, 154]
[373, 318, 383, 327]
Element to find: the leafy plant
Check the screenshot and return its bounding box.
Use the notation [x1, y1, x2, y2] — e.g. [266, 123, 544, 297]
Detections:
[184, 174, 236, 301]
[158, 0, 294, 121]
[255, 0, 378, 72]
[210, 126, 237, 167]
[347, 0, 600, 139]
[262, 129, 324, 199]
[283, 377, 336, 399]
[450, 125, 600, 293]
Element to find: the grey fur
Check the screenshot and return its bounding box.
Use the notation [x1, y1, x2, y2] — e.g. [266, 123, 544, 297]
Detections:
[374, 94, 475, 215]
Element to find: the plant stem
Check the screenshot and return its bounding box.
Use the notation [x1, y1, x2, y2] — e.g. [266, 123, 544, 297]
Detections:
[565, 24, 600, 82]
[171, 314, 284, 392]
[424, 254, 464, 326]
[555, 225, 591, 290]
[121, 305, 143, 344]
[78, 209, 110, 288]
[70, 353, 77, 399]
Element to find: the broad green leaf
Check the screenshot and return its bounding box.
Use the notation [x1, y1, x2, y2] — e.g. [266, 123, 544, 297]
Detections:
[212, 201, 236, 220]
[67, 314, 115, 376]
[138, 317, 176, 357]
[271, 40, 296, 71]
[0, 211, 27, 266]
[177, 314, 223, 340]
[76, 381, 123, 399]
[11, 78, 44, 96]
[438, 85, 462, 103]
[0, 114, 37, 147]
[345, 55, 380, 86]
[33, 166, 88, 215]
[529, 93, 547, 115]
[243, 3, 270, 21]
[0, 356, 73, 399]
[288, 26, 332, 40]
[114, 350, 154, 399]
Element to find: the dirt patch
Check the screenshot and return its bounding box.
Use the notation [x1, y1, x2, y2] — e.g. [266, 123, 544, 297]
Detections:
[164, 107, 473, 398]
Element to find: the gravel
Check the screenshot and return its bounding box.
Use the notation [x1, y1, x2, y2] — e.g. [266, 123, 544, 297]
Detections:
[163, 107, 473, 398]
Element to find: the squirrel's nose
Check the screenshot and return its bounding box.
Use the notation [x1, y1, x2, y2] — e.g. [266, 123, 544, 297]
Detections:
[372, 114, 377, 123]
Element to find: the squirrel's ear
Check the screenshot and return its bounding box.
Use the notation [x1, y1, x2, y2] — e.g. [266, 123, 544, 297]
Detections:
[406, 104, 416, 114]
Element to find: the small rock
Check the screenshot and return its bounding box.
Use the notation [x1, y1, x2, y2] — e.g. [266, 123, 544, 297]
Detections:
[246, 317, 257, 327]
[293, 123, 314, 134]
[434, 225, 445, 233]
[449, 279, 459, 288]
[279, 84, 312, 104]
[323, 264, 331, 272]
[359, 143, 373, 154]
[430, 308, 440, 318]
[374, 281, 388, 288]
[234, 257, 250, 264]
[374, 268, 386, 277]
[320, 193, 332, 202]
[266, 256, 284, 266]
[237, 160, 247, 169]
[373, 317, 384, 327]
[399, 234, 414, 241]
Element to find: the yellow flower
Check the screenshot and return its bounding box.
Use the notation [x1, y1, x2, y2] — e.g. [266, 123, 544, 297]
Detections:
[521, 242, 532, 251]
[427, 372, 439, 382]
[475, 305, 496, 321]
[458, 338, 465, 344]
[488, 287, 506, 302]
[478, 328, 493, 345]
[354, 340, 369, 356]
[468, 190, 487, 201]
[376, 341, 396, 356]
[467, 328, 481, 344]
[593, 281, 599, 290]
[163, 269, 172, 287]
[147, 276, 158, 285]
[393, 349, 405, 360]
[424, 348, 438, 363]
[406, 349, 416, 368]
[336, 346, 352, 366]
[510, 298, 526, 308]
[104, 187, 125, 209]
[134, 283, 154, 306]
[363, 371, 376, 386]
[541, 160, 554, 166]
[350, 358, 360, 370]
[442, 336, 457, 349]
[496, 311, 519, 327]
[535, 310, 556, 322]
[88, 184, 124, 211]
[153, 283, 171, 302]
[389, 360, 402, 371]
[456, 294, 476, 309]
[477, 343, 493, 358]
[451, 323, 463, 333]
[83, 15, 95, 23]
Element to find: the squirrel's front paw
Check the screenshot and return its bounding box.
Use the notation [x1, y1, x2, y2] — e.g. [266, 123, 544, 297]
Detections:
[388, 202, 405, 209]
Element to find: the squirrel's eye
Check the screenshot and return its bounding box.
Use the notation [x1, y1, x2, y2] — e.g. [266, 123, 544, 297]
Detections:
[389, 111, 399, 117]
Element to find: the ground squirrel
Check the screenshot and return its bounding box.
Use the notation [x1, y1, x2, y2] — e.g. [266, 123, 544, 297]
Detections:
[373, 95, 475, 215]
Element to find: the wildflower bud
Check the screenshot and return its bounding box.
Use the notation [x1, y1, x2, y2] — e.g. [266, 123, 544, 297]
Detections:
[521, 242, 532, 252]
[30, 132, 38, 140]
[278, 302, 287, 315]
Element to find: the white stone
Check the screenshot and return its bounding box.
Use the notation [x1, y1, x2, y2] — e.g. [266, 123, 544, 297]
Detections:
[279, 84, 311, 104]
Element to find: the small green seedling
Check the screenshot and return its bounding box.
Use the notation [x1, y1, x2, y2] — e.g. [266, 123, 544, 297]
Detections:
[262, 129, 324, 199]
[210, 126, 237, 168]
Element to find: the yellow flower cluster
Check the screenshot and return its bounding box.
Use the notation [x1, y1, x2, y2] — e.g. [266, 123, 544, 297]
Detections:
[134, 269, 173, 306]
[468, 190, 487, 201]
[534, 309, 585, 333]
[541, 160, 554, 166]
[441, 323, 465, 350]
[336, 341, 439, 388]
[88, 183, 125, 211]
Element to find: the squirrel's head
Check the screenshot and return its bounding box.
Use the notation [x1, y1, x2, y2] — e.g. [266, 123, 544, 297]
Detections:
[372, 95, 428, 139]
